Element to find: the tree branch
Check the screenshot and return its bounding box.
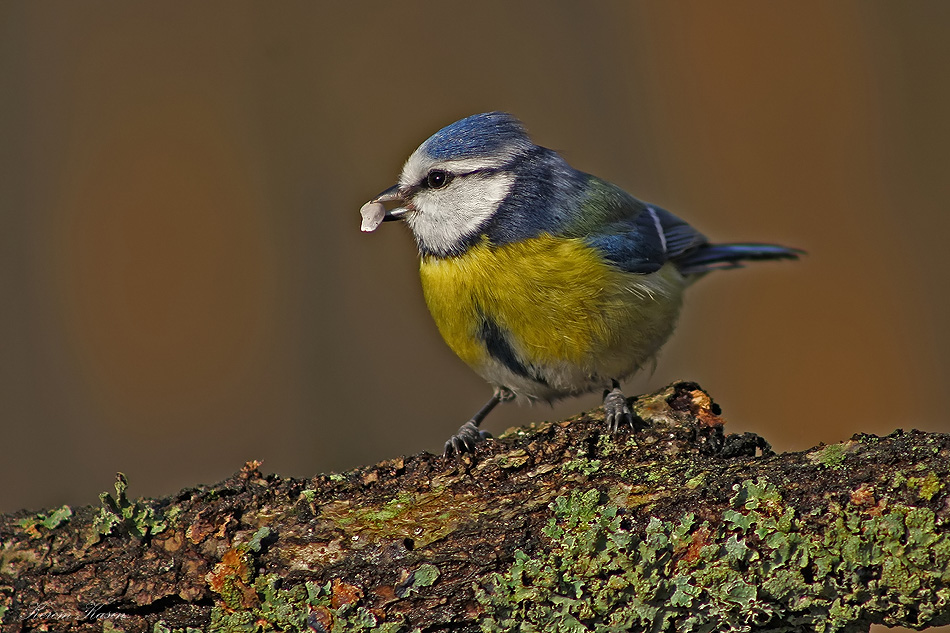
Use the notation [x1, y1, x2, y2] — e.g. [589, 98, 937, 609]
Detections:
[2, 382, 948, 632]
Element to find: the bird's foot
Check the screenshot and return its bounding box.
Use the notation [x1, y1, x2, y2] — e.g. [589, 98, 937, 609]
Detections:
[442, 388, 514, 456]
[444, 421, 492, 456]
[603, 383, 634, 433]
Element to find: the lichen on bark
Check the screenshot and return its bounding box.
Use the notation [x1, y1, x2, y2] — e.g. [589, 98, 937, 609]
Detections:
[1, 382, 948, 632]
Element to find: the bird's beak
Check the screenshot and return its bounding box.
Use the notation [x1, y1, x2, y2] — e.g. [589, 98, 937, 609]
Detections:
[360, 184, 408, 232]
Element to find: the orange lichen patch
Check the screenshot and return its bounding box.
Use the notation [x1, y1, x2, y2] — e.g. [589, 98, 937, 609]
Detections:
[206, 548, 258, 609]
[866, 497, 889, 518]
[689, 390, 724, 428]
[240, 460, 264, 480]
[663, 383, 725, 428]
[214, 516, 237, 539]
[680, 525, 712, 565]
[331, 578, 363, 609]
[21, 523, 42, 539]
[186, 518, 215, 544]
[849, 483, 876, 507]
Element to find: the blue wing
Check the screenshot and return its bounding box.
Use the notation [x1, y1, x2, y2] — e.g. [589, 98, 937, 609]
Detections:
[580, 179, 801, 275]
[582, 195, 708, 274]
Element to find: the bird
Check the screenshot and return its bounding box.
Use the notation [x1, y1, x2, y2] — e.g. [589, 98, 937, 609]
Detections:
[360, 112, 802, 456]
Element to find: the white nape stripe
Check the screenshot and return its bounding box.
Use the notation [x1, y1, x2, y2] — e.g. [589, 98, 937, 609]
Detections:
[648, 206, 667, 254]
[436, 156, 510, 174]
[399, 143, 524, 188]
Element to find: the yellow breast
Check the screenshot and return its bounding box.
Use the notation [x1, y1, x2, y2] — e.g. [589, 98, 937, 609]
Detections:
[419, 234, 686, 394]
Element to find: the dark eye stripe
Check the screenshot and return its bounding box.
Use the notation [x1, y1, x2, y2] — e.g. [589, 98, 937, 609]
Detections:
[418, 167, 500, 189]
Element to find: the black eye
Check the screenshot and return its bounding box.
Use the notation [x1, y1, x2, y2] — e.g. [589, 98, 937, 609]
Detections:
[426, 169, 451, 189]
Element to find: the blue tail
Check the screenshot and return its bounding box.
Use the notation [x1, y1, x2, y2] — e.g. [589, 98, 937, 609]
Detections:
[674, 243, 803, 275]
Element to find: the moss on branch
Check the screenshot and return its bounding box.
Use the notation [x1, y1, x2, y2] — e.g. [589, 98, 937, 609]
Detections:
[2, 382, 949, 632]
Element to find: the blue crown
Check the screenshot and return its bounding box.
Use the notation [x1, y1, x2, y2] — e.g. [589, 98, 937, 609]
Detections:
[420, 112, 531, 161]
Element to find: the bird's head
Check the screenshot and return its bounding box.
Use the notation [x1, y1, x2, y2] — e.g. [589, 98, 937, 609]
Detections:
[360, 112, 538, 256]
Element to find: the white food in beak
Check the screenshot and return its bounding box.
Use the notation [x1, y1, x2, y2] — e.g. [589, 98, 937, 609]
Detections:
[360, 201, 387, 232]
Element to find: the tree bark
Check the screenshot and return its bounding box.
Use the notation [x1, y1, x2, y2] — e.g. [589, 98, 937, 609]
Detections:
[2, 382, 949, 632]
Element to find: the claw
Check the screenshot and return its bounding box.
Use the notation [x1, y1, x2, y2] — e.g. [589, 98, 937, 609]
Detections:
[603, 382, 633, 433]
[444, 421, 492, 456]
[442, 391, 506, 457]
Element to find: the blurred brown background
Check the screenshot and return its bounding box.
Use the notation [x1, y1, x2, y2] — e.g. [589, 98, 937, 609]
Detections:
[2, 0, 948, 539]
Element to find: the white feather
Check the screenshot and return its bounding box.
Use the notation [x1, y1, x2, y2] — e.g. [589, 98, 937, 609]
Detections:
[399, 143, 523, 188]
[399, 147, 518, 255]
[405, 173, 514, 254]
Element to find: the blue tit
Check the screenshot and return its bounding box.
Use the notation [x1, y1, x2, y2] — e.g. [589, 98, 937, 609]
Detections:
[360, 112, 802, 455]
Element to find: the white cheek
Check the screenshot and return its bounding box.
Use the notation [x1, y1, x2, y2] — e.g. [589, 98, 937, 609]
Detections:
[407, 173, 515, 254]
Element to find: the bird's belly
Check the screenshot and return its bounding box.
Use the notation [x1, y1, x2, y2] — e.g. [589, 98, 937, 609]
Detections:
[419, 235, 686, 401]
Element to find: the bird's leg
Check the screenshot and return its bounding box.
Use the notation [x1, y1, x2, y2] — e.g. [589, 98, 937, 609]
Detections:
[603, 379, 634, 433]
[444, 387, 514, 456]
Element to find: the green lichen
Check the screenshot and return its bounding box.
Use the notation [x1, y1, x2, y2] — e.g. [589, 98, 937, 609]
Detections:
[907, 471, 942, 501]
[167, 523, 420, 633]
[88, 473, 167, 545]
[247, 526, 272, 552]
[410, 563, 440, 589]
[476, 479, 950, 632]
[562, 457, 602, 476]
[807, 443, 849, 469]
[321, 488, 465, 548]
[684, 473, 707, 490]
[158, 575, 416, 633]
[16, 505, 72, 537]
